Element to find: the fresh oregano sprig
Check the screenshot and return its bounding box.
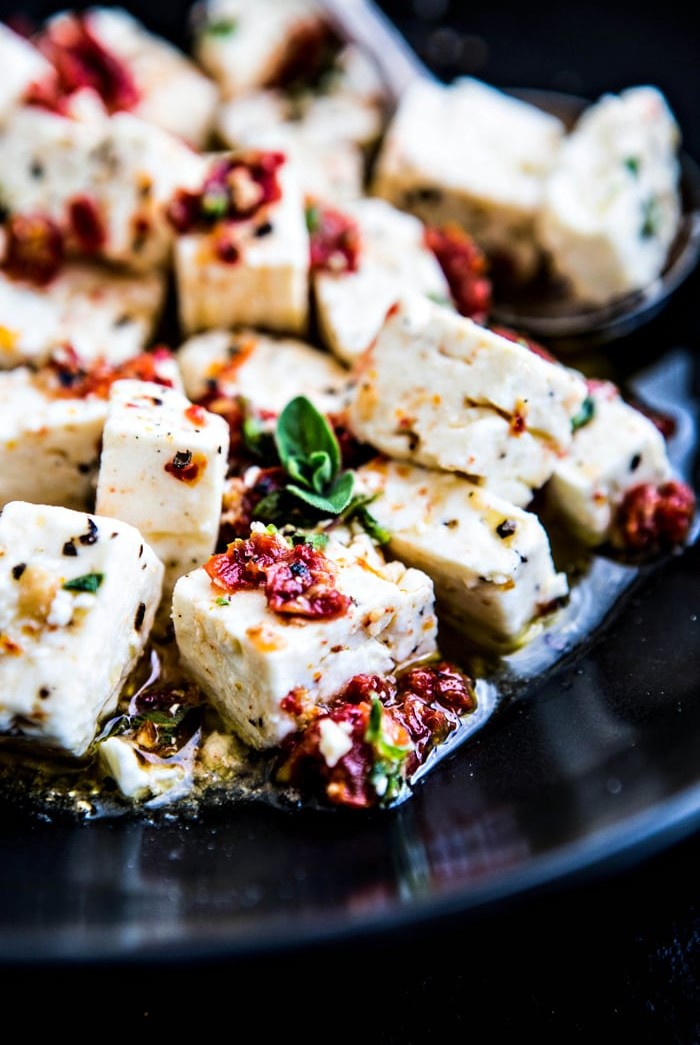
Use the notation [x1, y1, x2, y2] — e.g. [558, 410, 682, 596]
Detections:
[274, 396, 355, 516]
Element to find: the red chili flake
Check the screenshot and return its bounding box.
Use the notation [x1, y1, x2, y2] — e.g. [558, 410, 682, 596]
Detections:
[425, 224, 492, 322]
[164, 449, 207, 485]
[32, 13, 140, 114]
[167, 152, 286, 234]
[204, 530, 349, 620]
[185, 404, 207, 426]
[491, 324, 559, 364]
[614, 480, 696, 555]
[3, 212, 65, 285]
[41, 346, 176, 400]
[307, 201, 361, 274]
[68, 195, 106, 254]
[510, 404, 527, 435]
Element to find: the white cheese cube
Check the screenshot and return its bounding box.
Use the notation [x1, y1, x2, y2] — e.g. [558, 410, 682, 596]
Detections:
[346, 295, 589, 506]
[173, 153, 309, 335]
[50, 6, 220, 149]
[193, 0, 325, 99]
[0, 352, 183, 511]
[545, 383, 672, 544]
[0, 262, 166, 370]
[98, 733, 197, 806]
[371, 77, 565, 280]
[538, 86, 682, 305]
[177, 328, 351, 416]
[95, 379, 230, 592]
[0, 500, 163, 757]
[172, 528, 437, 749]
[0, 106, 206, 271]
[313, 197, 451, 365]
[0, 22, 53, 123]
[354, 456, 568, 648]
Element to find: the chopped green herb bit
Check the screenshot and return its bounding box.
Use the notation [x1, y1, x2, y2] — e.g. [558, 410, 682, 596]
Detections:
[341, 493, 391, 545]
[624, 156, 640, 176]
[571, 395, 595, 432]
[640, 195, 662, 239]
[305, 204, 320, 234]
[215, 596, 231, 606]
[63, 572, 103, 593]
[204, 18, 237, 36]
[201, 189, 229, 219]
[426, 291, 453, 308]
[290, 531, 329, 549]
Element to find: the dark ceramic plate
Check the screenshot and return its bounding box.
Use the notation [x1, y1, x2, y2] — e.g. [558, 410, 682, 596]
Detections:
[1, 0, 700, 969]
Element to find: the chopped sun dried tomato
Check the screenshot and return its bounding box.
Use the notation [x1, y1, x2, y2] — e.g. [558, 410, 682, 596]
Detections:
[614, 480, 696, 555]
[307, 201, 361, 274]
[41, 345, 176, 399]
[3, 212, 65, 285]
[167, 152, 285, 234]
[30, 13, 140, 114]
[425, 223, 492, 322]
[68, 195, 106, 254]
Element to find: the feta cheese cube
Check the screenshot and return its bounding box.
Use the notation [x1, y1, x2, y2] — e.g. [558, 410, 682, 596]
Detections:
[312, 197, 451, 365]
[173, 152, 310, 335]
[0, 261, 166, 370]
[0, 21, 53, 123]
[177, 328, 351, 417]
[95, 379, 230, 592]
[172, 528, 437, 749]
[193, 0, 325, 99]
[346, 295, 589, 506]
[45, 7, 220, 149]
[371, 77, 565, 281]
[354, 456, 568, 648]
[538, 86, 682, 304]
[98, 732, 198, 806]
[0, 500, 163, 757]
[545, 382, 672, 544]
[0, 106, 206, 271]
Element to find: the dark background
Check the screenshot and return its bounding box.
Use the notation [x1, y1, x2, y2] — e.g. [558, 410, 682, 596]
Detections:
[2, 1, 699, 1039]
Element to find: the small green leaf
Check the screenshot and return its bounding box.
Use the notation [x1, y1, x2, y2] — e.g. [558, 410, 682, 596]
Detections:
[426, 290, 453, 308]
[571, 396, 595, 432]
[308, 450, 333, 492]
[215, 596, 231, 606]
[201, 188, 229, 219]
[63, 572, 103, 593]
[640, 195, 661, 239]
[290, 531, 329, 550]
[204, 18, 237, 36]
[305, 204, 320, 233]
[276, 396, 340, 481]
[287, 469, 355, 515]
[341, 493, 391, 545]
[624, 156, 640, 177]
[365, 697, 411, 764]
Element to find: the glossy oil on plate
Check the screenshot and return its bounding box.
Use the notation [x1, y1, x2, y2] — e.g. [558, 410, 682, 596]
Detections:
[1, 0, 699, 969]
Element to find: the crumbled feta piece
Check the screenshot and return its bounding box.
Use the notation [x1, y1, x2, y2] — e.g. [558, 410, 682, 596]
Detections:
[177, 328, 351, 416]
[346, 295, 589, 506]
[98, 733, 197, 805]
[538, 86, 682, 304]
[545, 383, 672, 544]
[173, 152, 310, 335]
[318, 717, 354, 767]
[172, 529, 437, 749]
[354, 456, 568, 648]
[313, 197, 451, 365]
[95, 379, 230, 594]
[371, 77, 565, 280]
[0, 262, 166, 370]
[0, 500, 163, 757]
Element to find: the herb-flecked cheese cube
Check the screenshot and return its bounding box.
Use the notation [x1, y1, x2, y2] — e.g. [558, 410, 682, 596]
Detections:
[545, 383, 672, 545]
[172, 529, 438, 749]
[193, 0, 325, 100]
[0, 21, 53, 123]
[371, 77, 565, 280]
[313, 197, 451, 365]
[354, 456, 568, 648]
[177, 328, 351, 417]
[173, 154, 309, 336]
[95, 379, 230, 592]
[0, 500, 163, 757]
[346, 295, 589, 506]
[0, 262, 166, 370]
[538, 87, 682, 305]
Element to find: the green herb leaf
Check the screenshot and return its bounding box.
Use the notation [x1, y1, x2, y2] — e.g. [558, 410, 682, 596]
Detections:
[365, 697, 412, 763]
[305, 203, 320, 234]
[624, 156, 640, 176]
[289, 531, 329, 550]
[201, 188, 229, 219]
[287, 469, 355, 515]
[571, 395, 595, 432]
[63, 572, 103, 593]
[340, 493, 391, 545]
[215, 596, 231, 606]
[426, 290, 453, 308]
[204, 18, 237, 36]
[276, 396, 340, 481]
[640, 195, 661, 239]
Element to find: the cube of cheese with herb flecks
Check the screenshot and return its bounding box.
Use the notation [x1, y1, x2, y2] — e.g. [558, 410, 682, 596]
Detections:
[172, 524, 438, 750]
[537, 86, 682, 305]
[371, 77, 565, 282]
[0, 500, 163, 758]
[0, 106, 206, 272]
[0, 351, 183, 511]
[353, 456, 569, 649]
[0, 21, 53, 123]
[0, 262, 166, 370]
[172, 150, 309, 336]
[177, 328, 351, 417]
[193, 0, 326, 100]
[95, 380, 230, 594]
[545, 381, 673, 545]
[312, 197, 452, 366]
[38, 7, 220, 149]
[346, 295, 589, 507]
